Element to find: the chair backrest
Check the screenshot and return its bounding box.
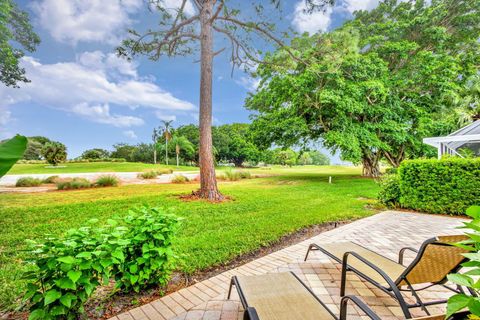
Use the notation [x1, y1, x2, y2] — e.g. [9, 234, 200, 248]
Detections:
[397, 235, 469, 286]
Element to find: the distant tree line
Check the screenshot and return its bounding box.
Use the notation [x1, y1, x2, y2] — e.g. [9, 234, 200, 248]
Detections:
[21, 123, 330, 167]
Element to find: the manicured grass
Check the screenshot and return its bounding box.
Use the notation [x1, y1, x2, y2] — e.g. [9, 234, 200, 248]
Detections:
[8, 162, 193, 174]
[0, 166, 379, 310]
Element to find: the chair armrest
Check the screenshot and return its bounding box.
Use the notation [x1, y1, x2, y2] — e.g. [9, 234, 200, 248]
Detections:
[342, 251, 412, 318]
[399, 247, 418, 265]
[243, 307, 260, 320]
[340, 296, 381, 320]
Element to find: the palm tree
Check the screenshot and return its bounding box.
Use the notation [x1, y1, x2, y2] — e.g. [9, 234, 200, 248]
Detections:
[152, 128, 159, 164]
[161, 120, 173, 165]
[170, 135, 195, 167]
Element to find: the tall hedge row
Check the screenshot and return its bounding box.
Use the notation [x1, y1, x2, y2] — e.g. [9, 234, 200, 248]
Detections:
[397, 158, 480, 215]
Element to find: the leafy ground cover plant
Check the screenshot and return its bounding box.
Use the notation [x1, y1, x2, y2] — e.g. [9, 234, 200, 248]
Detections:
[137, 171, 159, 179]
[446, 205, 480, 318]
[56, 178, 92, 190]
[15, 177, 43, 187]
[95, 175, 119, 187]
[23, 206, 181, 319]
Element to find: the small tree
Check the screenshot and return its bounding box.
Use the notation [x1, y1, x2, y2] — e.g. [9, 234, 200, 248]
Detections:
[41, 142, 67, 166]
[0, 0, 40, 87]
[170, 135, 195, 167]
[81, 148, 110, 159]
[161, 120, 173, 165]
[117, 0, 334, 200]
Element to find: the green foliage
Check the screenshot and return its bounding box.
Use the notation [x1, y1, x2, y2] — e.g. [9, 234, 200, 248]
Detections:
[0, 0, 40, 87]
[23, 137, 53, 160]
[171, 175, 189, 183]
[94, 175, 119, 187]
[273, 149, 297, 166]
[42, 176, 59, 184]
[137, 171, 158, 179]
[446, 206, 480, 318]
[308, 150, 330, 166]
[0, 135, 27, 178]
[377, 174, 401, 208]
[247, 0, 480, 173]
[15, 177, 42, 187]
[398, 158, 480, 214]
[56, 178, 92, 190]
[111, 143, 137, 162]
[42, 142, 67, 166]
[81, 148, 110, 160]
[23, 206, 181, 319]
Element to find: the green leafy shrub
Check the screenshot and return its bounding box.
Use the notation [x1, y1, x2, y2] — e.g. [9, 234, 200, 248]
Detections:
[42, 176, 59, 184]
[446, 206, 480, 318]
[398, 158, 480, 215]
[56, 178, 92, 190]
[171, 175, 189, 183]
[377, 174, 401, 207]
[15, 177, 42, 187]
[95, 175, 119, 187]
[23, 207, 181, 319]
[137, 171, 158, 179]
[112, 207, 181, 292]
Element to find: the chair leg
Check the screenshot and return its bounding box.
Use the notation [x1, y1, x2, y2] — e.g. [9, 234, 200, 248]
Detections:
[304, 244, 317, 261]
[228, 278, 234, 299]
[406, 281, 430, 316]
[340, 264, 348, 296]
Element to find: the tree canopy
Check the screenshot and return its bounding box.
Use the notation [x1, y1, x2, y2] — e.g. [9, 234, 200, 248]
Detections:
[246, 0, 480, 176]
[0, 0, 40, 87]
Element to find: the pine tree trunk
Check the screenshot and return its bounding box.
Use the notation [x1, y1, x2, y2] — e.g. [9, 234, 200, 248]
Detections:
[154, 149, 157, 164]
[197, 0, 223, 200]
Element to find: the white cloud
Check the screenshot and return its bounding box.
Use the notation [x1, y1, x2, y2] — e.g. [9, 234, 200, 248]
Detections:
[123, 130, 138, 139]
[31, 0, 143, 44]
[0, 107, 11, 126]
[343, 0, 380, 13]
[155, 111, 177, 122]
[72, 103, 144, 127]
[236, 76, 261, 92]
[161, 0, 196, 16]
[292, 0, 390, 34]
[0, 53, 195, 128]
[292, 1, 333, 33]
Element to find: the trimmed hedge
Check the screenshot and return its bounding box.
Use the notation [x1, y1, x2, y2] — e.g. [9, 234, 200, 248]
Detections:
[397, 158, 480, 215]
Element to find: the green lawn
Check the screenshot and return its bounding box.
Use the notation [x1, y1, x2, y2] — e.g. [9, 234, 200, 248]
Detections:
[8, 161, 193, 174]
[0, 166, 379, 311]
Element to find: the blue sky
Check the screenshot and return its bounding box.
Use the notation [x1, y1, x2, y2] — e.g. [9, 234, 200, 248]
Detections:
[1, 0, 381, 160]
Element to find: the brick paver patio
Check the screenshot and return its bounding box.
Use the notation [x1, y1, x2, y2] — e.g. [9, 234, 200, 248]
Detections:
[110, 211, 467, 320]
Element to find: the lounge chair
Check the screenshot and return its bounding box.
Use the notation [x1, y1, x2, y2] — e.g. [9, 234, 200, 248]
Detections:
[228, 272, 381, 320]
[304, 235, 469, 318]
[227, 272, 470, 320]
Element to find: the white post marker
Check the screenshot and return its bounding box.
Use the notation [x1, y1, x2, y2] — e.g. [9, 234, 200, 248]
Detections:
[329, 176, 332, 184]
